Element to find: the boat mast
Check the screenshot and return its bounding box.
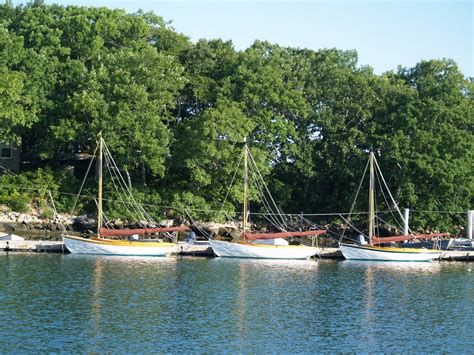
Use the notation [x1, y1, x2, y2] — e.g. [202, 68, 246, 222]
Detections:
[97, 132, 103, 238]
[242, 138, 248, 241]
[368, 151, 375, 245]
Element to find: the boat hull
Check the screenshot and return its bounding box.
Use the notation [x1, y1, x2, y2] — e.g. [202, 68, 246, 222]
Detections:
[63, 235, 176, 256]
[210, 239, 319, 259]
[339, 243, 441, 262]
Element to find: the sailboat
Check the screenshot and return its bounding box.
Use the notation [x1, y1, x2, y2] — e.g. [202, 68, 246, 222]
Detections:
[63, 134, 188, 256]
[209, 140, 326, 259]
[339, 152, 445, 261]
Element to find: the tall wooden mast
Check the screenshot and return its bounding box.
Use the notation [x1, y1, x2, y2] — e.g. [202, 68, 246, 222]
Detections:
[242, 138, 248, 240]
[97, 132, 103, 238]
[368, 151, 375, 245]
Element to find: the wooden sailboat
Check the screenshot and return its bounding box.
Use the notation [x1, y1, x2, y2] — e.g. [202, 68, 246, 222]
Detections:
[63, 134, 188, 256]
[210, 141, 326, 259]
[339, 152, 445, 261]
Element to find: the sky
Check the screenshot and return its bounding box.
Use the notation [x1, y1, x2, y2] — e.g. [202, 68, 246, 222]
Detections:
[9, 0, 474, 77]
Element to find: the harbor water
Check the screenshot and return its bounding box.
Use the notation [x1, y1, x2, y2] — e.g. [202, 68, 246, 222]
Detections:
[1, 254, 473, 353]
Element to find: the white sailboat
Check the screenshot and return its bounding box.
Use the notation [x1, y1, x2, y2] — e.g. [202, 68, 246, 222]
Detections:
[210, 141, 326, 259]
[63, 134, 188, 256]
[339, 152, 445, 262]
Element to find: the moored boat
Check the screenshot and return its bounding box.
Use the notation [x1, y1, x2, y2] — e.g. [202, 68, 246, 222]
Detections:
[339, 152, 445, 262]
[209, 140, 326, 259]
[210, 230, 325, 259]
[339, 243, 441, 262]
[64, 227, 188, 256]
[63, 133, 188, 256]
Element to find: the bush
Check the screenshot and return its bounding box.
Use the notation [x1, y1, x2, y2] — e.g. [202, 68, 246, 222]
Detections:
[5, 191, 30, 213]
[40, 207, 55, 219]
[0, 168, 58, 213]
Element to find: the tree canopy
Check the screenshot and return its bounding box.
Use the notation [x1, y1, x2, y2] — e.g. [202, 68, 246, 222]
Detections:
[0, 3, 472, 232]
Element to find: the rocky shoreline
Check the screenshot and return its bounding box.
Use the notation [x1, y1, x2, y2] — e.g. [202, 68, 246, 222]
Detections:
[0, 211, 76, 240]
[0, 210, 244, 241]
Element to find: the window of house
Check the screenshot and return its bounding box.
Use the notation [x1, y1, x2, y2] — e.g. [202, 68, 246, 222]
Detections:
[1, 147, 12, 159]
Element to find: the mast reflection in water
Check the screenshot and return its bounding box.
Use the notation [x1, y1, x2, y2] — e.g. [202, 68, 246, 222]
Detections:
[0, 255, 472, 353]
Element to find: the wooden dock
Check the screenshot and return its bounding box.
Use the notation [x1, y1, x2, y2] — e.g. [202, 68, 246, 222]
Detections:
[441, 250, 474, 261]
[0, 240, 65, 253]
[176, 242, 216, 257]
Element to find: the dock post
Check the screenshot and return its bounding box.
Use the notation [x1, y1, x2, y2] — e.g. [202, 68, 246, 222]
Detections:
[404, 208, 410, 235]
[468, 210, 474, 239]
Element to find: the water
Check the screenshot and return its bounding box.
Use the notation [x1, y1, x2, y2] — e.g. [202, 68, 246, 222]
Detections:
[1, 254, 473, 353]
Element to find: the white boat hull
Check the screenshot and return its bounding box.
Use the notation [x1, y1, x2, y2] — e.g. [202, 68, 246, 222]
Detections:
[63, 235, 176, 256]
[210, 239, 319, 259]
[0, 233, 24, 241]
[339, 243, 441, 262]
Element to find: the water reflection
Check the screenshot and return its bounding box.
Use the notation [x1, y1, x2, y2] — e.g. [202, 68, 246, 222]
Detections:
[1, 255, 473, 353]
[67, 254, 179, 267]
[341, 260, 443, 275]
[211, 257, 320, 272]
[91, 258, 102, 341]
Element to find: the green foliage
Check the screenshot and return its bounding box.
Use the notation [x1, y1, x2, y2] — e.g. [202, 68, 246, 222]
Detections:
[40, 206, 55, 219]
[0, 3, 471, 234]
[0, 168, 57, 212]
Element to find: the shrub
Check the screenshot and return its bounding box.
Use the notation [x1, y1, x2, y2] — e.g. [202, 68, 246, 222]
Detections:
[40, 207, 55, 219]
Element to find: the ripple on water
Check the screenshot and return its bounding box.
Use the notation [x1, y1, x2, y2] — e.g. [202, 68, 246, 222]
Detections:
[0, 254, 473, 352]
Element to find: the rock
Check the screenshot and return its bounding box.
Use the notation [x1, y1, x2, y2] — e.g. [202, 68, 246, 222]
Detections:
[218, 227, 231, 236]
[73, 215, 96, 232]
[228, 230, 241, 242]
[113, 219, 125, 228]
[13, 224, 28, 232]
[1, 223, 16, 232]
[159, 219, 174, 227]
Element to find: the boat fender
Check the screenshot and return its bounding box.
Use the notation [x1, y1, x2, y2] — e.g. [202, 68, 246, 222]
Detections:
[358, 235, 368, 245]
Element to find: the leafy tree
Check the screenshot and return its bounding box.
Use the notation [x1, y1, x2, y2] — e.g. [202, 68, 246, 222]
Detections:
[0, 24, 39, 141]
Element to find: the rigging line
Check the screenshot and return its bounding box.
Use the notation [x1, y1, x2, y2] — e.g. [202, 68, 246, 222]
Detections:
[104, 153, 139, 221]
[223, 211, 237, 227]
[340, 157, 370, 242]
[105, 155, 135, 219]
[103, 142, 146, 221]
[374, 166, 406, 232]
[252, 180, 287, 231]
[373, 156, 406, 226]
[374, 161, 405, 231]
[247, 148, 289, 230]
[70, 144, 98, 215]
[217, 150, 243, 221]
[103, 145, 143, 220]
[261, 213, 287, 233]
[248, 165, 287, 231]
[374, 186, 379, 238]
[375, 169, 405, 229]
[103, 142, 150, 223]
[375, 214, 401, 233]
[48, 190, 68, 235]
[300, 215, 343, 239]
[252, 166, 289, 231]
[410, 210, 467, 214]
[340, 214, 368, 240]
[248, 158, 289, 231]
[246, 164, 280, 229]
[246, 159, 275, 219]
[185, 209, 212, 240]
[1, 178, 419, 218]
[94, 199, 115, 229]
[104, 151, 152, 224]
[248, 211, 374, 216]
